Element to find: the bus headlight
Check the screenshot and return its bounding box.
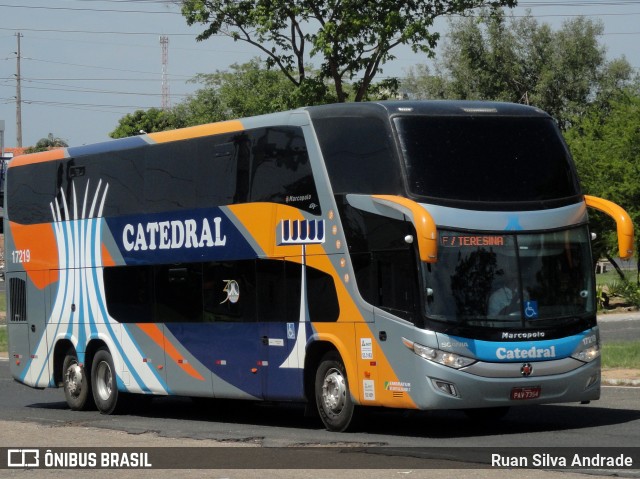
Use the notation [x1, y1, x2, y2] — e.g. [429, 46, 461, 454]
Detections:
[571, 344, 600, 363]
[403, 338, 476, 369]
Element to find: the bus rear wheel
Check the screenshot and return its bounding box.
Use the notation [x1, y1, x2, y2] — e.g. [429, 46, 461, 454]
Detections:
[62, 349, 94, 411]
[92, 348, 122, 414]
[315, 351, 355, 432]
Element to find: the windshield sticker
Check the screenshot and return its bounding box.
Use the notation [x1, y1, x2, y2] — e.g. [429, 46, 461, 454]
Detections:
[440, 235, 505, 247]
[524, 300, 539, 319]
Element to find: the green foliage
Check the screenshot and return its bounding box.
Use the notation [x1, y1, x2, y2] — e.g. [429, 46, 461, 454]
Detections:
[180, 0, 516, 103]
[25, 133, 68, 153]
[404, 9, 635, 130]
[110, 108, 187, 139]
[564, 93, 640, 258]
[606, 278, 640, 309]
[0, 328, 5, 353]
[192, 59, 315, 117]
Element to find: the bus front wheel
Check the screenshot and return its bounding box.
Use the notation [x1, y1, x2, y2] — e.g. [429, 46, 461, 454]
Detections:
[92, 348, 121, 414]
[62, 349, 94, 411]
[315, 351, 355, 432]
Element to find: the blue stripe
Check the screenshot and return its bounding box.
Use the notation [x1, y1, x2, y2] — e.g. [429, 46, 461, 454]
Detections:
[67, 136, 147, 157]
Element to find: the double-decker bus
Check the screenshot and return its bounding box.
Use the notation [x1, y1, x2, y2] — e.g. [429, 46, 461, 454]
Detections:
[5, 101, 633, 431]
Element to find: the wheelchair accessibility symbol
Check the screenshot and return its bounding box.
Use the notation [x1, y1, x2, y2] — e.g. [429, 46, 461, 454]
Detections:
[524, 300, 539, 319]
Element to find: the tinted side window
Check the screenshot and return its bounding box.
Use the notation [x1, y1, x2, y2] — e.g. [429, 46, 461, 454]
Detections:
[307, 266, 340, 322]
[145, 142, 197, 211]
[91, 150, 145, 218]
[154, 264, 203, 322]
[375, 250, 419, 321]
[249, 127, 320, 215]
[203, 260, 256, 322]
[104, 265, 153, 323]
[313, 117, 402, 195]
[144, 136, 239, 212]
[6, 161, 57, 224]
[256, 259, 285, 322]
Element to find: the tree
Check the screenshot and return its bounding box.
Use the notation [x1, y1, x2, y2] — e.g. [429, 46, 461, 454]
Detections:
[403, 10, 634, 129]
[192, 59, 312, 117]
[110, 60, 303, 138]
[564, 91, 640, 262]
[180, 0, 516, 103]
[25, 133, 68, 153]
[110, 108, 185, 139]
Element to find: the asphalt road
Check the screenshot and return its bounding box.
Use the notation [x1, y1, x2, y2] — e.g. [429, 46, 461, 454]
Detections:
[0, 358, 639, 477]
[599, 311, 640, 342]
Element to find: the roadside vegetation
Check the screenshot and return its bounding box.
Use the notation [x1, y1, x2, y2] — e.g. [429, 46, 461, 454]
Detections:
[602, 341, 640, 370]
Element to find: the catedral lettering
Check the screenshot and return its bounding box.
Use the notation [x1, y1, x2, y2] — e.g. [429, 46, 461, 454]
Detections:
[496, 346, 556, 360]
[122, 217, 227, 252]
[5, 101, 634, 433]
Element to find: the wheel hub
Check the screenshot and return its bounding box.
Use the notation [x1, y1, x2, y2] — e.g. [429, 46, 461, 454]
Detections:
[66, 364, 83, 397]
[322, 369, 346, 414]
[95, 361, 113, 401]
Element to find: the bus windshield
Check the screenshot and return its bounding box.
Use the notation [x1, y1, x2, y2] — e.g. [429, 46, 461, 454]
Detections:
[395, 116, 581, 208]
[422, 226, 595, 326]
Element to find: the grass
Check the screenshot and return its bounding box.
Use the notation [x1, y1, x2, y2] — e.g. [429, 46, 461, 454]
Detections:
[595, 270, 633, 286]
[0, 327, 6, 353]
[601, 340, 640, 370]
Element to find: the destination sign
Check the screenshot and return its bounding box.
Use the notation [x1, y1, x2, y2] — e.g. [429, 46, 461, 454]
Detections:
[440, 235, 506, 247]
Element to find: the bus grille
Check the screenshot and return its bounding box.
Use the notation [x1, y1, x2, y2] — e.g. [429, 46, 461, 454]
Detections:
[9, 278, 27, 322]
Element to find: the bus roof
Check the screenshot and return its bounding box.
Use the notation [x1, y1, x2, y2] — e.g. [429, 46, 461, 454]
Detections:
[8, 101, 550, 169]
[303, 100, 551, 119]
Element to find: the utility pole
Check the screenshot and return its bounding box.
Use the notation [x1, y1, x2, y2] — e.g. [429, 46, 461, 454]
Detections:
[15, 32, 23, 148]
[160, 35, 170, 110]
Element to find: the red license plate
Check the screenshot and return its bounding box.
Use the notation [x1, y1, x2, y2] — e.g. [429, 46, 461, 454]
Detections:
[510, 386, 541, 400]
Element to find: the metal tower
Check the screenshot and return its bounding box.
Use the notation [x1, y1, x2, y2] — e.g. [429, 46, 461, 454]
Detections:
[160, 35, 170, 110]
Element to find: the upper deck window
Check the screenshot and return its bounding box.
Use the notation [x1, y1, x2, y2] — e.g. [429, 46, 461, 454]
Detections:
[394, 116, 581, 209]
[313, 116, 403, 195]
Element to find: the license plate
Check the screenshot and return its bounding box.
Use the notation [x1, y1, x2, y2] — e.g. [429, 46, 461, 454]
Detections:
[510, 386, 541, 400]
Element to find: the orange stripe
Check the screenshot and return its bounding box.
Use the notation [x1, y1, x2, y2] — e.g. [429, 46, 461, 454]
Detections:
[147, 120, 244, 143]
[8, 148, 67, 168]
[8, 222, 59, 289]
[101, 243, 116, 267]
[137, 323, 205, 381]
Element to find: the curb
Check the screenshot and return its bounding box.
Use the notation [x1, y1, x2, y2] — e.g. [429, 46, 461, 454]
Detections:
[602, 378, 640, 387]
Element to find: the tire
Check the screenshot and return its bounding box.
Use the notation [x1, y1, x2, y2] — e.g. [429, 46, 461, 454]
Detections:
[62, 349, 94, 411]
[315, 351, 356, 432]
[91, 348, 123, 414]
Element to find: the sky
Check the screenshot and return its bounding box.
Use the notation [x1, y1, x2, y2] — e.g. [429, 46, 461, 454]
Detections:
[1, 0, 639, 150]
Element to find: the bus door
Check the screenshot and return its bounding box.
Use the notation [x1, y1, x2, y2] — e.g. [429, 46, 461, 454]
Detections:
[7, 273, 32, 384]
[259, 259, 305, 401]
[7, 272, 50, 387]
[202, 260, 263, 400]
[153, 264, 212, 398]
